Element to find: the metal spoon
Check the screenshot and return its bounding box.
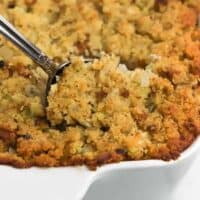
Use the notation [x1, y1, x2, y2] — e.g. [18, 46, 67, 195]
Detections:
[0, 15, 91, 105]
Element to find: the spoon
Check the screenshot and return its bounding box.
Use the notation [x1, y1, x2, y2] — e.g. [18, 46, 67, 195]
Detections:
[0, 15, 92, 104]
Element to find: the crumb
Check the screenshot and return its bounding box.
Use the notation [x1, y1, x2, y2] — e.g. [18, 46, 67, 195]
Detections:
[0, 0, 199, 169]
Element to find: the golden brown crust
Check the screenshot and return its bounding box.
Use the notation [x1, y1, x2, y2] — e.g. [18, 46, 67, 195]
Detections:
[0, 153, 29, 168]
[0, 0, 199, 169]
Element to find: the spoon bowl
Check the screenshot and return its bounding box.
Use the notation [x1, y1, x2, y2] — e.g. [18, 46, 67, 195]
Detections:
[0, 15, 93, 105]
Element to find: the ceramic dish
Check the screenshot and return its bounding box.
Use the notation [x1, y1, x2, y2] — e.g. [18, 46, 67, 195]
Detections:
[0, 136, 199, 200]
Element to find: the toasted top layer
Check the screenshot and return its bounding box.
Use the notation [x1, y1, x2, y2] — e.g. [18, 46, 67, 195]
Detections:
[0, 0, 199, 169]
[47, 54, 200, 165]
[1, 0, 199, 68]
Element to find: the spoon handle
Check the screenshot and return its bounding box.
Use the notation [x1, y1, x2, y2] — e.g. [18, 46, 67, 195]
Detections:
[0, 15, 55, 75]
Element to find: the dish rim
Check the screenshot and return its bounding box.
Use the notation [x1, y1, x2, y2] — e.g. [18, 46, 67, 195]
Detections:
[77, 136, 200, 199]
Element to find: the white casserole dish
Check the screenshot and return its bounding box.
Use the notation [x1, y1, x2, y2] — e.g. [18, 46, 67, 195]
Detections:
[0, 137, 199, 200]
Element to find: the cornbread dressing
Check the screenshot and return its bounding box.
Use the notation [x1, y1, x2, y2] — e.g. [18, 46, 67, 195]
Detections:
[0, 0, 200, 169]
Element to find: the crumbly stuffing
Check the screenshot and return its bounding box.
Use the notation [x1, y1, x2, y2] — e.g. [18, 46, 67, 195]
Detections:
[0, 0, 199, 169]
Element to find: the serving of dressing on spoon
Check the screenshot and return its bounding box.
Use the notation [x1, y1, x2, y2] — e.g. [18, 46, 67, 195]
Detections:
[0, 15, 92, 105]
